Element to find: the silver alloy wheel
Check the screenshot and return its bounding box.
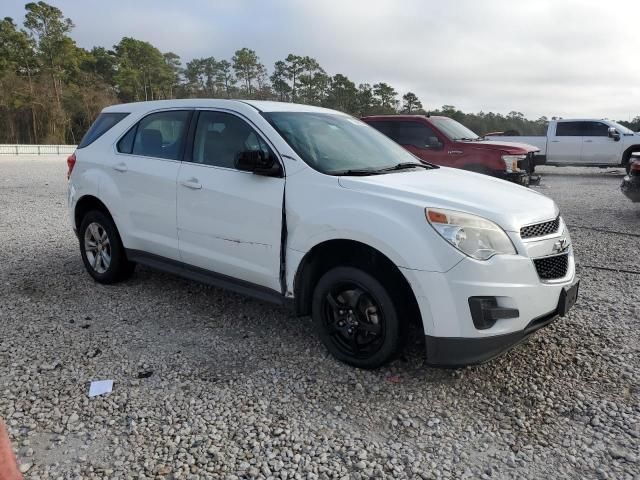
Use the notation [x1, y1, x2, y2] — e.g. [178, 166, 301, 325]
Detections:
[84, 222, 111, 274]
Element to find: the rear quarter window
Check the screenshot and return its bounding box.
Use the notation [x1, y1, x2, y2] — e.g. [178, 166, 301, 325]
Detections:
[78, 112, 129, 148]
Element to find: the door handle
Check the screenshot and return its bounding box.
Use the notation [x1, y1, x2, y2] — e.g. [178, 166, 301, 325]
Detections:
[584, 139, 593, 143]
[550, 140, 560, 143]
[180, 178, 202, 190]
[113, 162, 128, 172]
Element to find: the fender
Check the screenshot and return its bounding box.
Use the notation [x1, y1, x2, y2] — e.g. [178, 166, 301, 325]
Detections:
[70, 159, 113, 229]
[286, 205, 464, 281]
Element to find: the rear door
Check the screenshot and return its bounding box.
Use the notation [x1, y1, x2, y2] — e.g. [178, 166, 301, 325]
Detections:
[176, 110, 285, 291]
[547, 121, 583, 164]
[108, 109, 192, 260]
[581, 121, 622, 165]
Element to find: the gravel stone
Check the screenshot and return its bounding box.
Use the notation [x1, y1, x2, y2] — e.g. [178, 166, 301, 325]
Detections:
[0, 157, 638, 479]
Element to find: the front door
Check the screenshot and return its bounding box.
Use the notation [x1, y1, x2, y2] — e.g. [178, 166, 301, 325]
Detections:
[392, 120, 449, 165]
[176, 110, 285, 291]
[580, 121, 622, 165]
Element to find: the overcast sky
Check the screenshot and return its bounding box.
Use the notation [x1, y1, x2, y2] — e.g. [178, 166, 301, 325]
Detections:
[5, 0, 639, 120]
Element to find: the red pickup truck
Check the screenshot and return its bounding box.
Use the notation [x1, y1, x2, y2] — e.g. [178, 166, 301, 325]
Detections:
[362, 115, 539, 185]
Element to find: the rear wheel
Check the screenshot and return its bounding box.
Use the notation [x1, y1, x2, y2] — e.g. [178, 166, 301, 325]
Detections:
[312, 266, 401, 369]
[79, 210, 135, 284]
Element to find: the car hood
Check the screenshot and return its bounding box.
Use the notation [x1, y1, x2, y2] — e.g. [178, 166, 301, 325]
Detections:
[458, 139, 539, 153]
[338, 167, 558, 232]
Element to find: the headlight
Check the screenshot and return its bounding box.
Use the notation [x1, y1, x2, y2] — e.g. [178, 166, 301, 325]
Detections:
[501, 154, 526, 173]
[426, 208, 516, 260]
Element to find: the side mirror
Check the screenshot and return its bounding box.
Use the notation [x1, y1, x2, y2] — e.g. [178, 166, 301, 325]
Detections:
[235, 150, 282, 176]
[608, 127, 620, 141]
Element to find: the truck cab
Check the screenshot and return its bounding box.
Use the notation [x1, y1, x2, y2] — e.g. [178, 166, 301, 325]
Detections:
[362, 115, 539, 185]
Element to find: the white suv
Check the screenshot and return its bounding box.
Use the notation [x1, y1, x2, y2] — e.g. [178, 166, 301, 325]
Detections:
[67, 100, 579, 369]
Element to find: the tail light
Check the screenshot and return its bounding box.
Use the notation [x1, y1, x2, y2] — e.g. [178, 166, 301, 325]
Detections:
[630, 160, 640, 172]
[67, 152, 76, 180]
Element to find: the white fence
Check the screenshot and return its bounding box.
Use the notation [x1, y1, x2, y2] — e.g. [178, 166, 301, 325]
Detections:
[0, 144, 77, 155]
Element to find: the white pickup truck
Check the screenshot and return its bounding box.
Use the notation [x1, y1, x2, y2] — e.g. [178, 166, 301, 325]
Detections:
[486, 119, 640, 173]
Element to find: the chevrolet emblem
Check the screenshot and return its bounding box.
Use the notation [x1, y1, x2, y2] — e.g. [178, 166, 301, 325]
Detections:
[552, 238, 569, 254]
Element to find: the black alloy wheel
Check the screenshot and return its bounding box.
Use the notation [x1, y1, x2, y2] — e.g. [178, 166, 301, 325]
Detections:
[312, 267, 401, 369]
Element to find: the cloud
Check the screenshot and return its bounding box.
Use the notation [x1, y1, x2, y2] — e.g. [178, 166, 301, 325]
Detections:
[5, 0, 640, 119]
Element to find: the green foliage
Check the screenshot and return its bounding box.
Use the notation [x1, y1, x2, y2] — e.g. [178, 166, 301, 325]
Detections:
[373, 83, 398, 112]
[2, 2, 636, 144]
[402, 92, 423, 113]
[270, 60, 291, 101]
[0, 17, 36, 74]
[232, 47, 263, 95]
[113, 37, 176, 102]
[355, 83, 378, 116]
[325, 74, 357, 112]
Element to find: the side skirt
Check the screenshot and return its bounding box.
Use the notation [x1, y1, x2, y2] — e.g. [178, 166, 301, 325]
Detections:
[126, 249, 293, 308]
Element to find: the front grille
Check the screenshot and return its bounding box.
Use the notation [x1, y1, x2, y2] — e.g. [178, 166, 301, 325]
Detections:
[520, 217, 560, 239]
[534, 253, 569, 280]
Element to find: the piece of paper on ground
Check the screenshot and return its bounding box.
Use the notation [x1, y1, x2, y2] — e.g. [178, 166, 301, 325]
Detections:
[88, 380, 113, 397]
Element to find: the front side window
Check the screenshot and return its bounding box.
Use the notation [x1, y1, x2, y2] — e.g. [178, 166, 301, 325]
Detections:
[264, 112, 421, 174]
[555, 122, 584, 137]
[192, 111, 273, 168]
[395, 121, 441, 148]
[124, 110, 191, 160]
[608, 121, 634, 134]
[583, 121, 609, 137]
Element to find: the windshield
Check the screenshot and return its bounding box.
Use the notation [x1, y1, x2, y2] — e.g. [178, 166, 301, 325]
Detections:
[609, 121, 635, 134]
[263, 112, 422, 174]
[429, 117, 480, 141]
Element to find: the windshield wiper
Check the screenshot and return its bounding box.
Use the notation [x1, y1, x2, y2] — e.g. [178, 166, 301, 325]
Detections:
[329, 168, 380, 176]
[331, 162, 437, 176]
[454, 137, 479, 141]
[376, 162, 437, 172]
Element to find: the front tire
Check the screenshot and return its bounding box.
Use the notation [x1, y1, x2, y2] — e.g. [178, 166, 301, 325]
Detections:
[79, 210, 135, 284]
[312, 266, 401, 369]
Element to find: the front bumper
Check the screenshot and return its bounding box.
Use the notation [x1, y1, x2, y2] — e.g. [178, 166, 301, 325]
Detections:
[621, 174, 640, 202]
[425, 280, 579, 366]
[500, 171, 530, 186]
[400, 228, 576, 365]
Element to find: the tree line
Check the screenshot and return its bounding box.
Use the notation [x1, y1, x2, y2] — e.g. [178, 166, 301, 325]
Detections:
[1, 2, 638, 145]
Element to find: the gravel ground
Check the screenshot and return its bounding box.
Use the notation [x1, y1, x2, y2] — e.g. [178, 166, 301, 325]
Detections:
[0, 156, 638, 480]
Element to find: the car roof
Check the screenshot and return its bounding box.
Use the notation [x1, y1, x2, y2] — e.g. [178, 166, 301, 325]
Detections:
[361, 115, 449, 121]
[102, 99, 343, 115]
